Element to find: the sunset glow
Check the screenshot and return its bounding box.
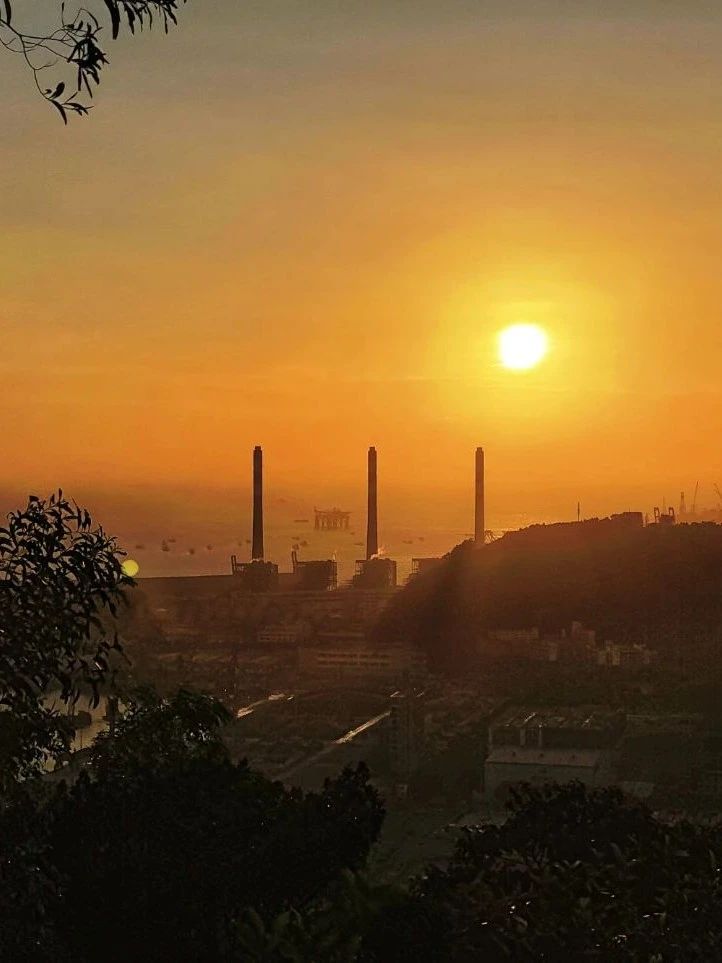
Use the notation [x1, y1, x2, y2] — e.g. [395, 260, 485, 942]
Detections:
[4, 3, 722, 563]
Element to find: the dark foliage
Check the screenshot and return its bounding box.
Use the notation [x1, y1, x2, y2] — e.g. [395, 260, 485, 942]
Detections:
[0, 0, 185, 120]
[0, 491, 128, 785]
[372, 782, 722, 962]
[0, 689, 385, 961]
[375, 521, 722, 671]
[225, 783, 722, 962]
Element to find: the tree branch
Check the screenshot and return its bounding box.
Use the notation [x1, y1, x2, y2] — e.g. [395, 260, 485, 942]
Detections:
[0, 0, 186, 121]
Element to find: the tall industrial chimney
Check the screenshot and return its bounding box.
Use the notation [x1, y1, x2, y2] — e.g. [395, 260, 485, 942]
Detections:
[366, 446, 378, 560]
[474, 446, 485, 545]
[252, 445, 264, 560]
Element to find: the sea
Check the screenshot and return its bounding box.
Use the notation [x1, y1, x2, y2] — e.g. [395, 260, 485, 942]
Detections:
[127, 520, 521, 585]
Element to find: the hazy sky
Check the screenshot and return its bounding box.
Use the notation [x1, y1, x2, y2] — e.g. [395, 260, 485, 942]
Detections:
[4, 0, 722, 548]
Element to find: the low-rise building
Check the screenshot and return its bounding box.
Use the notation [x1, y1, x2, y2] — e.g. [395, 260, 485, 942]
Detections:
[352, 557, 398, 589]
[408, 557, 443, 580]
[298, 641, 426, 685]
[485, 746, 610, 798]
[484, 704, 625, 801]
[486, 623, 596, 663]
[594, 641, 658, 667]
[387, 690, 426, 780]
[256, 622, 309, 645]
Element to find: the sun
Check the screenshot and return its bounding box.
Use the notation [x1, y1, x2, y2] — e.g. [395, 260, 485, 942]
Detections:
[121, 558, 140, 578]
[498, 323, 549, 370]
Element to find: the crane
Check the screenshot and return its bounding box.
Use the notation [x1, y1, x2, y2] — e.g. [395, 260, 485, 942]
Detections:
[715, 484, 722, 509]
[692, 481, 700, 516]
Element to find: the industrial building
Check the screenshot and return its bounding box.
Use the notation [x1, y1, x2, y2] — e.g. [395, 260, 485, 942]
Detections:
[229, 444, 401, 592]
[140, 441, 490, 644]
[298, 641, 426, 685]
[409, 557, 443, 579]
[484, 705, 625, 801]
[594, 641, 658, 668]
[485, 622, 597, 663]
[386, 689, 426, 785]
[402, 446, 486, 580]
[230, 446, 336, 592]
[352, 446, 398, 589]
[484, 623, 658, 668]
[230, 446, 280, 591]
[352, 556, 397, 589]
[256, 623, 309, 646]
[284, 551, 337, 591]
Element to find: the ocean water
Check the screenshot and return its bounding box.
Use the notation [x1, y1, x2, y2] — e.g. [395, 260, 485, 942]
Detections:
[127, 523, 486, 584]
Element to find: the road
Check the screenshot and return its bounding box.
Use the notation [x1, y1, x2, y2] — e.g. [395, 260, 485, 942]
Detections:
[276, 709, 391, 782]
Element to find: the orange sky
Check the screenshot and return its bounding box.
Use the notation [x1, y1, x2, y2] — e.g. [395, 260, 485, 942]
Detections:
[4, 1, 722, 548]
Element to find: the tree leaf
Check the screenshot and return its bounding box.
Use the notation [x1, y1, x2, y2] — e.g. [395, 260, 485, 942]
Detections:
[103, 0, 121, 38]
[51, 100, 68, 124]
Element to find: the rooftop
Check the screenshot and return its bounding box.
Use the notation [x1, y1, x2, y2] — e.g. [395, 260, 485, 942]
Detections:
[493, 704, 623, 731]
[486, 746, 603, 768]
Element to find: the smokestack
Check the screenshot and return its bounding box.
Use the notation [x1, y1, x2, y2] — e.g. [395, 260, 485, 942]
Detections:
[252, 445, 264, 560]
[366, 446, 378, 560]
[474, 447, 485, 545]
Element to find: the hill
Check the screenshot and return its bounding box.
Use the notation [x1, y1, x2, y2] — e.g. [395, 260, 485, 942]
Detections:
[374, 517, 722, 672]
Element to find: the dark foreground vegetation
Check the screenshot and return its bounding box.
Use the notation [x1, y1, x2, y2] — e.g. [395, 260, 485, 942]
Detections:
[1, 691, 383, 961]
[376, 518, 722, 671]
[4, 497, 722, 960]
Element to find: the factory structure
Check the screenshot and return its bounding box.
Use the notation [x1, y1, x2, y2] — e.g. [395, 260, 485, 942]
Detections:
[484, 705, 626, 801]
[230, 444, 488, 595]
[138, 444, 488, 688]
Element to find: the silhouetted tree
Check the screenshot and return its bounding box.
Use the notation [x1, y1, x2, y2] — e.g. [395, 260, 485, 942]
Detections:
[370, 782, 722, 962]
[0, 0, 185, 121]
[0, 491, 129, 787]
[1, 688, 385, 961]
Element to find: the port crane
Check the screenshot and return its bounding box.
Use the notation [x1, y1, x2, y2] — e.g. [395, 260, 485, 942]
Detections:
[714, 484, 722, 509]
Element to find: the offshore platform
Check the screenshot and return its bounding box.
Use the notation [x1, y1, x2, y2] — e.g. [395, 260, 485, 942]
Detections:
[314, 508, 351, 530]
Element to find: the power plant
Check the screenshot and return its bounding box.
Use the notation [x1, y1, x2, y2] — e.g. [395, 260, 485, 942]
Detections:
[353, 446, 397, 589]
[232, 445, 339, 592]
[230, 446, 279, 591]
[231, 443, 488, 592]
